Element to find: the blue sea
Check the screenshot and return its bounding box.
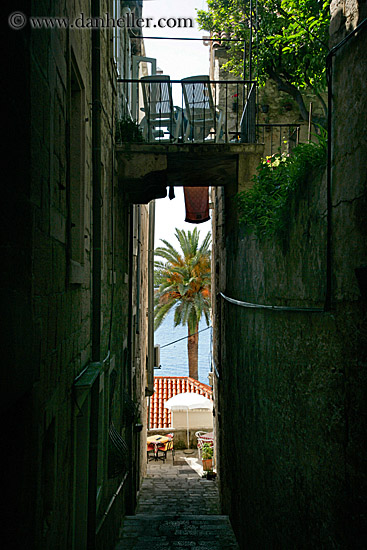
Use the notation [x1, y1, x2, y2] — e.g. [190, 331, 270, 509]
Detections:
[154, 309, 212, 385]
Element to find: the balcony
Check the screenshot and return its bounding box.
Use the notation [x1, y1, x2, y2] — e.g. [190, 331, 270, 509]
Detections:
[117, 77, 257, 144]
[116, 77, 266, 202]
[115, 77, 305, 203]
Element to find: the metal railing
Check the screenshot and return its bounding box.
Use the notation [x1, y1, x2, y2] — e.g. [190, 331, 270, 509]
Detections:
[256, 123, 302, 157]
[117, 78, 257, 144]
[116, 77, 306, 155]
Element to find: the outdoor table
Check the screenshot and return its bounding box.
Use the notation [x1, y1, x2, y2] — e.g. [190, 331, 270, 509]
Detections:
[147, 434, 172, 462]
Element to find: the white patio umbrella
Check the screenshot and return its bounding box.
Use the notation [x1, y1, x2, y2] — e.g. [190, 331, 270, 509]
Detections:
[164, 392, 213, 448]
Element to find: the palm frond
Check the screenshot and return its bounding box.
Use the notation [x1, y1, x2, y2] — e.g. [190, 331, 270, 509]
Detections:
[198, 231, 211, 255]
[154, 299, 177, 330]
[154, 227, 211, 335]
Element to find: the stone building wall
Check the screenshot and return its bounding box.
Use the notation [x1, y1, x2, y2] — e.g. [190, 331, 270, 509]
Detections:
[212, 3, 366, 548]
[330, 0, 367, 45]
[3, 1, 153, 549]
[211, 47, 326, 155]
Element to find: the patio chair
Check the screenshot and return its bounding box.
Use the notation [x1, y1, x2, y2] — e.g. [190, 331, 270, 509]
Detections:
[147, 433, 175, 463]
[195, 431, 213, 459]
[157, 433, 175, 463]
[181, 75, 226, 143]
[139, 75, 183, 142]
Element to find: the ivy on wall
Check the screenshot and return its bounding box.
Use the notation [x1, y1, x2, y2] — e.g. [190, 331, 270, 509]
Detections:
[237, 131, 327, 240]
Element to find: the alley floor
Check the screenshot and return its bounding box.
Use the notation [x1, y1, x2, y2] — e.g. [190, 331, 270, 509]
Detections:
[114, 449, 239, 549]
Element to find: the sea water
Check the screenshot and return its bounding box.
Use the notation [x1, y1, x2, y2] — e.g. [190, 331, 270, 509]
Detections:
[154, 308, 212, 385]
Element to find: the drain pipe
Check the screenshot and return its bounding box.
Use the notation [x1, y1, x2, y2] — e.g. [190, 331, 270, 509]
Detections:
[325, 18, 367, 311]
[126, 204, 135, 514]
[146, 201, 155, 397]
[136, 205, 141, 335]
[91, 1, 102, 360]
[89, 0, 102, 547]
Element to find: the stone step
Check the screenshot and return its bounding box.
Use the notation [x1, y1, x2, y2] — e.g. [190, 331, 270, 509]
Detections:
[115, 514, 239, 549]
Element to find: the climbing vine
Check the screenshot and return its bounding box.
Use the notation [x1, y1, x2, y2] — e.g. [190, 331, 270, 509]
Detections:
[237, 131, 327, 239]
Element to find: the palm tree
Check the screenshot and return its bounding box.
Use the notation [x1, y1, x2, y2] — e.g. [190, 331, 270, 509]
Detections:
[154, 228, 211, 380]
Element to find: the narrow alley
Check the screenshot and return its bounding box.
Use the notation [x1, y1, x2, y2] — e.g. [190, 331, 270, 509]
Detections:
[115, 451, 239, 549]
[4, 1, 367, 549]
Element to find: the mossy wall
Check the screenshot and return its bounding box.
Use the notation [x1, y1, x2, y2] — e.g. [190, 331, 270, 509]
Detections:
[214, 23, 367, 548]
[219, 286, 366, 548]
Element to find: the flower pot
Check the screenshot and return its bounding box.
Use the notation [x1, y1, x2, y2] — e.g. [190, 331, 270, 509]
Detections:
[202, 458, 213, 471]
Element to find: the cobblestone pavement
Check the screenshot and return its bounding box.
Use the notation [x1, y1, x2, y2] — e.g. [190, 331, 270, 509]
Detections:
[114, 450, 239, 549]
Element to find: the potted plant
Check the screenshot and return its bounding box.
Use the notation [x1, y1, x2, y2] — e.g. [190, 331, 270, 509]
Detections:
[201, 442, 213, 471]
[115, 116, 145, 144]
[259, 91, 270, 114]
[202, 469, 217, 480]
[231, 93, 239, 113]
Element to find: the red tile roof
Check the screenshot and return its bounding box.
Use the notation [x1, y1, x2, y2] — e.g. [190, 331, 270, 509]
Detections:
[148, 376, 213, 429]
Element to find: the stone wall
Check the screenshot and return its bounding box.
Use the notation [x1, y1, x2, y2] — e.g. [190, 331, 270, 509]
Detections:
[3, 1, 152, 548]
[330, 0, 367, 45]
[211, 47, 326, 154]
[212, 5, 367, 547]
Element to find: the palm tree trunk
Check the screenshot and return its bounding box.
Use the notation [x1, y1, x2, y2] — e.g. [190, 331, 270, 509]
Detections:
[188, 323, 199, 380]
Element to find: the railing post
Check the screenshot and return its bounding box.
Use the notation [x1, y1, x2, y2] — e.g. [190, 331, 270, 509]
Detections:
[240, 83, 256, 143]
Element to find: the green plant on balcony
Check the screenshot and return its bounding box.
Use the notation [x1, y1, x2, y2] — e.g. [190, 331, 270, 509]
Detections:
[115, 116, 144, 144]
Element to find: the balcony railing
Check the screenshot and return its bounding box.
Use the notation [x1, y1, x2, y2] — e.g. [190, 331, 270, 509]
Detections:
[117, 77, 257, 144]
[116, 77, 306, 159]
[256, 123, 302, 157]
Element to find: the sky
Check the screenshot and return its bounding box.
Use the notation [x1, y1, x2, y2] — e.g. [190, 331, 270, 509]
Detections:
[142, 0, 209, 79]
[140, 0, 212, 248]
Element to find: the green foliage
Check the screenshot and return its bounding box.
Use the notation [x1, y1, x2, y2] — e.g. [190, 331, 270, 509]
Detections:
[115, 116, 144, 143]
[197, 0, 330, 119]
[201, 442, 214, 459]
[237, 131, 327, 239]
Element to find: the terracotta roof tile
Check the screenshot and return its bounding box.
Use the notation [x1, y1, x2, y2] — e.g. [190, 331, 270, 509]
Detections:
[148, 376, 213, 429]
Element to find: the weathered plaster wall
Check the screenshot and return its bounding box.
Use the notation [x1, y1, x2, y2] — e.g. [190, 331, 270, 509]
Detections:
[212, 7, 366, 548]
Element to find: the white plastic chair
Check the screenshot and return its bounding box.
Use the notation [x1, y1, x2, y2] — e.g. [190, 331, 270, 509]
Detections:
[139, 75, 182, 142]
[195, 431, 212, 458]
[181, 75, 226, 142]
